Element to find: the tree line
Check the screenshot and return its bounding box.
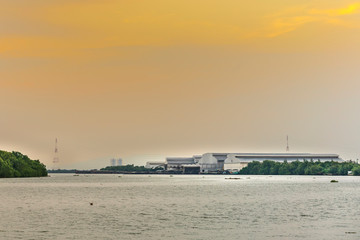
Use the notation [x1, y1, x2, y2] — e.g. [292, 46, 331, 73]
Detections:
[0, 150, 48, 178]
[238, 160, 360, 175]
[101, 165, 157, 172]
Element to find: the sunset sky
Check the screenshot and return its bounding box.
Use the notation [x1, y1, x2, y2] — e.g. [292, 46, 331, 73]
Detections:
[1, 0, 360, 169]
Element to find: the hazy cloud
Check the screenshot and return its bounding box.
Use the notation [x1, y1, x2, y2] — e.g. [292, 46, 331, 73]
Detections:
[1, 1, 360, 168]
[264, 2, 360, 38]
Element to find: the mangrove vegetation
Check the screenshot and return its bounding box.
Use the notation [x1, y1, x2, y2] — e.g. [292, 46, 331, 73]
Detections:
[238, 160, 360, 175]
[0, 150, 48, 178]
[101, 164, 163, 172]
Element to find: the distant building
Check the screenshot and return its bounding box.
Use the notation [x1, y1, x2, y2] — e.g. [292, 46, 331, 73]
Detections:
[145, 161, 165, 169]
[197, 153, 343, 173]
[198, 153, 227, 172]
[147, 152, 344, 173]
[110, 159, 116, 166]
[182, 165, 201, 174]
[165, 157, 195, 171]
[117, 158, 123, 166]
[224, 153, 343, 172]
[111, 158, 123, 167]
[193, 155, 202, 164]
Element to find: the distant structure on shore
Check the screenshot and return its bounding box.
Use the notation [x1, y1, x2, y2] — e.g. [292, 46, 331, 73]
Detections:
[145, 153, 344, 173]
[53, 138, 59, 169]
[145, 161, 166, 169]
[286, 135, 290, 152]
[110, 158, 122, 167]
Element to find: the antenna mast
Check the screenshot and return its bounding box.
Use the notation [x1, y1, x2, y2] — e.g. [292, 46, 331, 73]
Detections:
[53, 138, 59, 169]
[286, 135, 290, 152]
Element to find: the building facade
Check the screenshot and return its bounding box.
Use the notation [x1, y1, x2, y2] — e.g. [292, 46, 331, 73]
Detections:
[165, 157, 195, 171]
[198, 153, 343, 172]
[224, 153, 343, 172]
[146, 153, 344, 173]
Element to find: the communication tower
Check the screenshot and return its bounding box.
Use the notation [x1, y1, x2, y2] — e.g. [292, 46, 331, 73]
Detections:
[53, 138, 59, 169]
[286, 135, 290, 152]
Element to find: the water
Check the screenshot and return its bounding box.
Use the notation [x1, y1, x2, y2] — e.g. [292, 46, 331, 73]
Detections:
[0, 174, 359, 240]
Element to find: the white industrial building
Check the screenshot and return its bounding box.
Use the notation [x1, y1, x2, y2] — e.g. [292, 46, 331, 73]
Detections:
[145, 161, 166, 169]
[197, 153, 227, 172]
[146, 153, 344, 173]
[193, 155, 202, 164]
[165, 157, 195, 171]
[199, 153, 343, 173]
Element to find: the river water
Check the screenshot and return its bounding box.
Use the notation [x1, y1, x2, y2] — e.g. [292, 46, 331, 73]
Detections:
[0, 174, 359, 239]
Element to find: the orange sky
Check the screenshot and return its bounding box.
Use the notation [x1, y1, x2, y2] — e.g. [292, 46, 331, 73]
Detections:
[1, 0, 360, 169]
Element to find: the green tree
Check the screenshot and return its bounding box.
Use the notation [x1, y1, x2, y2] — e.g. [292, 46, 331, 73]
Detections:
[305, 164, 323, 175]
[352, 166, 360, 176]
[278, 163, 291, 175]
[259, 160, 273, 175]
[269, 162, 281, 175]
[0, 150, 47, 178]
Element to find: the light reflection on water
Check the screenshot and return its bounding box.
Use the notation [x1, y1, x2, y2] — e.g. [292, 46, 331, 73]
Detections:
[0, 174, 359, 240]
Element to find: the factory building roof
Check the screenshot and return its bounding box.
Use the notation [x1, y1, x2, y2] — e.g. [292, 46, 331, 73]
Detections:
[199, 153, 340, 159]
[166, 158, 195, 164]
[230, 153, 343, 163]
[146, 161, 166, 165]
[234, 153, 339, 158]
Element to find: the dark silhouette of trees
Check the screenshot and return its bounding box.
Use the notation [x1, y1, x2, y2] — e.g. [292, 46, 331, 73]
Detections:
[0, 150, 47, 178]
[238, 160, 360, 176]
[101, 164, 158, 172]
